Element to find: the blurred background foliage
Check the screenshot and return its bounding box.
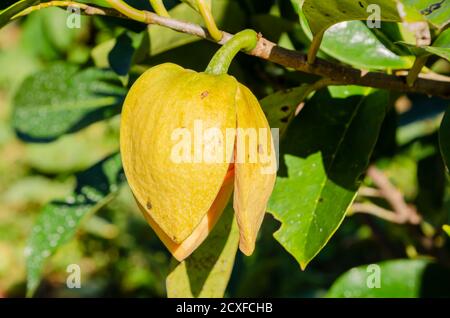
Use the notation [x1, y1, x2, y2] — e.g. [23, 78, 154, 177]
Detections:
[0, 0, 449, 297]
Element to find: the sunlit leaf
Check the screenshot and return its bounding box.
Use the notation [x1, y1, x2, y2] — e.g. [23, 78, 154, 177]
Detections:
[297, 9, 412, 70]
[268, 87, 389, 269]
[399, 0, 450, 29]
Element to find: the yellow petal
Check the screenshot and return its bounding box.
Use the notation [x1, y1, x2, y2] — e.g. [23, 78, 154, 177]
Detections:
[121, 63, 237, 243]
[233, 84, 277, 255]
[137, 165, 234, 261]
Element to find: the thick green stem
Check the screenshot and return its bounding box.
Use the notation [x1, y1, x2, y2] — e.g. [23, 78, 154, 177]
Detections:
[150, 0, 170, 17]
[307, 31, 324, 65]
[406, 55, 429, 87]
[106, 0, 146, 22]
[12, 1, 88, 19]
[205, 29, 258, 75]
[196, 0, 222, 42]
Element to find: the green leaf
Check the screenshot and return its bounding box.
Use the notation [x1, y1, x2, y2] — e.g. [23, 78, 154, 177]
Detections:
[398, 28, 450, 61]
[298, 11, 412, 70]
[166, 204, 239, 298]
[327, 259, 450, 297]
[149, 0, 245, 55]
[20, 7, 88, 60]
[260, 84, 311, 136]
[300, 0, 400, 36]
[439, 107, 450, 171]
[94, 31, 149, 76]
[267, 87, 389, 269]
[0, 0, 39, 29]
[12, 63, 127, 142]
[26, 153, 124, 296]
[400, 0, 450, 29]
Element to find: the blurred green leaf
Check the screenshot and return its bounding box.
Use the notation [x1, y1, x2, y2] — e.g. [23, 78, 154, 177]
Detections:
[327, 259, 450, 297]
[166, 204, 239, 298]
[26, 153, 124, 296]
[440, 107, 450, 171]
[0, 0, 39, 29]
[268, 87, 389, 269]
[12, 63, 126, 142]
[2, 176, 73, 206]
[20, 7, 88, 60]
[25, 120, 119, 174]
[444, 224, 450, 236]
[298, 11, 412, 70]
[149, 0, 245, 56]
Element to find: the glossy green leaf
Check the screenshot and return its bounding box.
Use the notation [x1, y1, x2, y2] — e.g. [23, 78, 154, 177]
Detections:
[12, 63, 127, 142]
[166, 204, 239, 298]
[298, 11, 412, 70]
[327, 259, 450, 297]
[267, 86, 389, 269]
[300, 0, 400, 36]
[26, 153, 125, 296]
[148, 0, 244, 55]
[439, 107, 450, 171]
[400, 0, 449, 29]
[0, 0, 39, 29]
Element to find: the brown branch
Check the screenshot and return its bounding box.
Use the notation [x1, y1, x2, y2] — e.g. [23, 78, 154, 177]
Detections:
[353, 166, 422, 225]
[14, 3, 450, 98]
[142, 13, 450, 99]
[351, 203, 409, 224]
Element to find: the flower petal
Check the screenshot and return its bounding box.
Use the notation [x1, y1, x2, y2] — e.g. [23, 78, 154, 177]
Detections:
[121, 63, 237, 243]
[233, 84, 277, 255]
[137, 166, 234, 261]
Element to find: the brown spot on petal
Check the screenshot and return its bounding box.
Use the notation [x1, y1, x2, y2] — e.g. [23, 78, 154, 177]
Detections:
[258, 144, 264, 154]
[201, 91, 209, 99]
